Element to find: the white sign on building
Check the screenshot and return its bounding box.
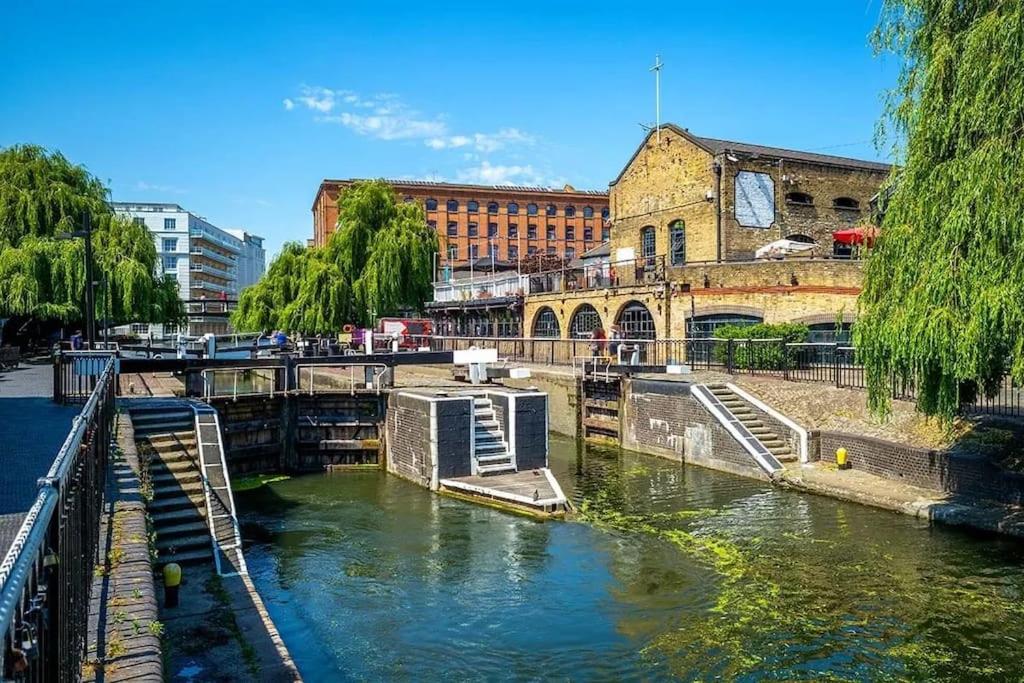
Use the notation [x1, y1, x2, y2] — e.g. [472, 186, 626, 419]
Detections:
[734, 171, 775, 228]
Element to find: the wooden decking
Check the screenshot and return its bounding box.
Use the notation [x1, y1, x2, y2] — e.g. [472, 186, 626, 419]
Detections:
[440, 468, 568, 515]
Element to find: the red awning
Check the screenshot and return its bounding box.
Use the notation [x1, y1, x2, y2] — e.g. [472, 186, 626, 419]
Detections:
[832, 226, 879, 247]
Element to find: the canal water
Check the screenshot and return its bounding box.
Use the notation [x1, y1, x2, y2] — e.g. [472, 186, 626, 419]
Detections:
[236, 434, 1024, 681]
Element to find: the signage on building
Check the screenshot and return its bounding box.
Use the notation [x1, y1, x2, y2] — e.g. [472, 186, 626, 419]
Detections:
[734, 171, 775, 228]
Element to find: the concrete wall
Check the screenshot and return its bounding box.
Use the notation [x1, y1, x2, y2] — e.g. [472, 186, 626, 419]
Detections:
[622, 378, 767, 480]
[385, 392, 436, 488]
[815, 431, 1024, 505]
[512, 393, 548, 470]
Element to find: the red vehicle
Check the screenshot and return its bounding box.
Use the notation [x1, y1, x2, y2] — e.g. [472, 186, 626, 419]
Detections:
[377, 318, 433, 350]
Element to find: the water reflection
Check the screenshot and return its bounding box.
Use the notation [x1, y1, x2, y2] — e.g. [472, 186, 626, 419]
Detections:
[238, 435, 1024, 681]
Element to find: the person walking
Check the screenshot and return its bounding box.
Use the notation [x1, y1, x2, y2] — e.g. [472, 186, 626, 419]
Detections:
[589, 327, 607, 357]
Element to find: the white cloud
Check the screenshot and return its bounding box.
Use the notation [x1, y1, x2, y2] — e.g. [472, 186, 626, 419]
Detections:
[456, 161, 553, 187]
[282, 98, 295, 110]
[423, 128, 533, 153]
[135, 180, 187, 195]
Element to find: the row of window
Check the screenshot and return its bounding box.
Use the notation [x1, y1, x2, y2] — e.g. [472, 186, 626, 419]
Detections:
[424, 198, 610, 219]
[639, 220, 688, 266]
[133, 217, 179, 230]
[785, 193, 860, 210]
[446, 244, 579, 261]
[438, 221, 609, 241]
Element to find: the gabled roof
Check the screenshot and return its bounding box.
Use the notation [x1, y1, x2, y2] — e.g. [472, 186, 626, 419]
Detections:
[610, 123, 891, 186]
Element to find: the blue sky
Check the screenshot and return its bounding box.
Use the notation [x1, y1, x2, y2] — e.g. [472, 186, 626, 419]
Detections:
[1, 1, 899, 259]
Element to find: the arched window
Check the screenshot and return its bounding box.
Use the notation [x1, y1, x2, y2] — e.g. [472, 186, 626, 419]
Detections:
[688, 313, 762, 339]
[565, 205, 576, 217]
[467, 200, 479, 212]
[833, 197, 860, 210]
[532, 307, 560, 338]
[785, 234, 816, 244]
[583, 206, 594, 218]
[508, 202, 519, 215]
[570, 304, 602, 339]
[487, 202, 499, 214]
[527, 203, 538, 215]
[616, 301, 656, 340]
[546, 204, 557, 216]
[785, 192, 814, 206]
[425, 198, 438, 211]
[669, 220, 686, 266]
[808, 322, 853, 344]
[640, 226, 656, 263]
[601, 207, 610, 219]
[446, 199, 459, 211]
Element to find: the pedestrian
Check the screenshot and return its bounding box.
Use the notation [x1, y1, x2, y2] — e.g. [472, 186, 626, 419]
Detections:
[589, 327, 606, 357]
[608, 325, 622, 361]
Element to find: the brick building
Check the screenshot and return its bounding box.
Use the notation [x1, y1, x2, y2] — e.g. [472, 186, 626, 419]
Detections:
[522, 124, 891, 343]
[312, 179, 609, 267]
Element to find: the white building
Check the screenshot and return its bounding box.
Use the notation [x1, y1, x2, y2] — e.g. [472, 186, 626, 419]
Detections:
[112, 202, 263, 335]
[226, 229, 266, 291]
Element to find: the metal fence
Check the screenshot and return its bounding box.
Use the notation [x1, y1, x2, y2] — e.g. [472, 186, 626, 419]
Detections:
[428, 336, 1023, 417]
[53, 351, 119, 404]
[1, 353, 116, 680]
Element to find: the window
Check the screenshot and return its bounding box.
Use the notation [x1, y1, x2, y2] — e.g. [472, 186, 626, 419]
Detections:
[447, 199, 459, 211]
[565, 247, 576, 259]
[570, 304, 602, 339]
[447, 222, 458, 237]
[546, 246, 556, 255]
[546, 204, 557, 216]
[688, 314, 762, 339]
[489, 243, 499, 259]
[601, 227, 610, 240]
[808, 322, 853, 345]
[162, 238, 178, 252]
[130, 323, 150, 335]
[509, 224, 519, 238]
[669, 220, 686, 266]
[426, 198, 438, 210]
[132, 217, 146, 228]
[565, 205, 576, 217]
[583, 227, 593, 241]
[507, 202, 519, 214]
[785, 192, 814, 206]
[527, 224, 538, 239]
[164, 218, 176, 230]
[427, 219, 437, 230]
[546, 225, 556, 240]
[487, 202, 498, 214]
[527, 203, 538, 215]
[468, 222, 478, 237]
[565, 227, 575, 241]
[640, 226, 656, 260]
[162, 256, 178, 271]
[532, 308, 560, 338]
[583, 206, 594, 218]
[469, 244, 479, 259]
[528, 246, 538, 255]
[601, 207, 610, 219]
[833, 196, 860, 210]
[616, 301, 656, 340]
[467, 200, 479, 212]
[486, 222, 496, 237]
[508, 245, 519, 260]
[447, 245, 458, 261]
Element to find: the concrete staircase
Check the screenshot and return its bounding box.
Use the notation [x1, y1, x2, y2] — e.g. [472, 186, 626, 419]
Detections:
[706, 385, 797, 463]
[131, 406, 213, 566]
[471, 395, 515, 476]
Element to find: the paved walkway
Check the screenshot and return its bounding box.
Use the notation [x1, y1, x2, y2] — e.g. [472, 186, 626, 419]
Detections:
[0, 362, 79, 554]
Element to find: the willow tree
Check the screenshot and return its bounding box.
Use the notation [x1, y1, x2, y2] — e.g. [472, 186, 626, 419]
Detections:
[856, 0, 1024, 421]
[0, 144, 185, 330]
[232, 180, 437, 334]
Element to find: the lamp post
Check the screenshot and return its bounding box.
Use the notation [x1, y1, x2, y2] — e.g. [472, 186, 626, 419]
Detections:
[57, 212, 96, 347]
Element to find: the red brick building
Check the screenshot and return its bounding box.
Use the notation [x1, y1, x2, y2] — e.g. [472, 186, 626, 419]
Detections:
[312, 179, 609, 267]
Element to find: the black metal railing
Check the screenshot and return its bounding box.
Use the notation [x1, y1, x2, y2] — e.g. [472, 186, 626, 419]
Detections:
[53, 351, 118, 404]
[528, 255, 667, 295]
[1, 353, 116, 680]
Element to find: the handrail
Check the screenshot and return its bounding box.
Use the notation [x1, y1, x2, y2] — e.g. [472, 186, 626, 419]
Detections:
[297, 363, 390, 396]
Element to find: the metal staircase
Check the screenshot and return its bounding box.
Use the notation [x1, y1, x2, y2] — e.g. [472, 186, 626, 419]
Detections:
[471, 395, 515, 475]
[192, 403, 247, 577]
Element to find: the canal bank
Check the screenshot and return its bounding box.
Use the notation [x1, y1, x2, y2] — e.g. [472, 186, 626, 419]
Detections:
[235, 434, 1024, 681]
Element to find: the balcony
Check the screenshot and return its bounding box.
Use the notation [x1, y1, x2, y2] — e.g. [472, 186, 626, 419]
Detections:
[189, 260, 234, 279]
[430, 273, 528, 306]
[190, 245, 236, 267]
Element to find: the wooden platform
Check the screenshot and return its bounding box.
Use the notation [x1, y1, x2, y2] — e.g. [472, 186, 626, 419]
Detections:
[440, 468, 568, 515]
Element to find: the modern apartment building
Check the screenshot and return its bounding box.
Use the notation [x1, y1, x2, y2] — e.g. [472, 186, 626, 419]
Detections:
[226, 228, 266, 291]
[112, 202, 264, 334]
[312, 179, 610, 267]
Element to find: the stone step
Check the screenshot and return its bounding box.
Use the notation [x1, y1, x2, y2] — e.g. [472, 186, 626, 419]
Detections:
[151, 507, 206, 525]
[474, 410, 494, 421]
[155, 519, 209, 539]
[477, 462, 516, 475]
[156, 534, 211, 553]
[475, 442, 507, 454]
[475, 419, 499, 429]
[151, 470, 201, 486]
[477, 453, 512, 464]
[151, 458, 198, 474]
[473, 397, 490, 406]
[156, 548, 212, 566]
[153, 480, 205, 498]
[134, 422, 193, 437]
[474, 432, 504, 444]
[149, 494, 205, 513]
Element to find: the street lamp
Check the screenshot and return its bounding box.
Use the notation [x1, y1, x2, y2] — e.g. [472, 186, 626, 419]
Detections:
[56, 212, 96, 346]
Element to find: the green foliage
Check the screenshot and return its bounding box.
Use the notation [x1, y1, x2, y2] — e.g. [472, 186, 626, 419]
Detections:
[233, 180, 437, 333]
[0, 144, 184, 327]
[859, 1, 1024, 421]
[713, 322, 810, 343]
[711, 323, 810, 370]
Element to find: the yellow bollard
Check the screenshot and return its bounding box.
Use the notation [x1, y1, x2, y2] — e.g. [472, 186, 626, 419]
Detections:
[163, 562, 182, 608]
[836, 447, 849, 470]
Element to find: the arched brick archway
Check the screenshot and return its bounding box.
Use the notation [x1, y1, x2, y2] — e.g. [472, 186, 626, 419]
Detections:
[613, 300, 657, 339]
[569, 303, 603, 339]
[530, 306, 561, 338]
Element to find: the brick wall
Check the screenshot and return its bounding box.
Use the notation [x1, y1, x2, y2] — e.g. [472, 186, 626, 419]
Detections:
[815, 431, 1024, 505]
[385, 392, 434, 488]
[622, 378, 767, 479]
[512, 394, 548, 470]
